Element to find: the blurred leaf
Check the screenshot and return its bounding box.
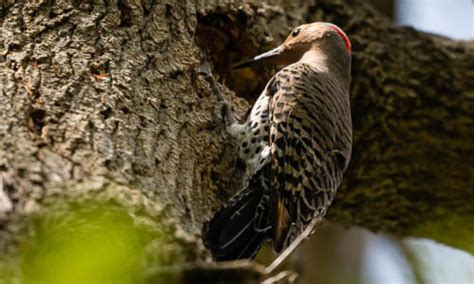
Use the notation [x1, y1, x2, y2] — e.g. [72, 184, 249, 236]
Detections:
[19, 201, 150, 284]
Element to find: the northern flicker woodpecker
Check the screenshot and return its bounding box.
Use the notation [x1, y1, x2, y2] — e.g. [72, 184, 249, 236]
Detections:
[203, 22, 352, 261]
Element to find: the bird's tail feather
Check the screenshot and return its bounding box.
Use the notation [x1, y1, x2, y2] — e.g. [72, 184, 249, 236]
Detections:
[203, 172, 271, 260]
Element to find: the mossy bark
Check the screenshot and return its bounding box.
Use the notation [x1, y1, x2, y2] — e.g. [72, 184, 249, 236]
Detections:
[0, 0, 472, 277]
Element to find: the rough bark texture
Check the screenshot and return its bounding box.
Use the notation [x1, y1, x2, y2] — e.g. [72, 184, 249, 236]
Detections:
[1, 0, 473, 278]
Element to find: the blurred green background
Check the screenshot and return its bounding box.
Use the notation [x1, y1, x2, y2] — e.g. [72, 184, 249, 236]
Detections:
[17, 202, 150, 284]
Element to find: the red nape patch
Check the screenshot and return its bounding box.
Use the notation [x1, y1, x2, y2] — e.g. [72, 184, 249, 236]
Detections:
[330, 25, 352, 54]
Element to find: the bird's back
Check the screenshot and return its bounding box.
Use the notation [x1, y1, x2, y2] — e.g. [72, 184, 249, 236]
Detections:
[267, 62, 352, 251]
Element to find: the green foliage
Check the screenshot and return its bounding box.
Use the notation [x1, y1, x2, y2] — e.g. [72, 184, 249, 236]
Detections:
[18, 202, 150, 284]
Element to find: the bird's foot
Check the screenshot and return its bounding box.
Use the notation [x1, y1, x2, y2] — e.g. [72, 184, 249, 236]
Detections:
[207, 100, 232, 130]
[197, 60, 236, 128]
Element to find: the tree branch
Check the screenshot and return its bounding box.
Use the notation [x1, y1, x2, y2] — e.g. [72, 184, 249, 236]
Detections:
[0, 2, 472, 278]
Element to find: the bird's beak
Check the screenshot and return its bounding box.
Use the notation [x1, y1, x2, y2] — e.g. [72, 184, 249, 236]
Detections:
[233, 47, 283, 69]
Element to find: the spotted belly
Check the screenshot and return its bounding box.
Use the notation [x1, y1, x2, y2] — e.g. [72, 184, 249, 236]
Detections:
[228, 94, 271, 175]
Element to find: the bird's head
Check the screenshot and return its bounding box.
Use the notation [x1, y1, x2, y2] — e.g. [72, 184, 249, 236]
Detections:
[234, 22, 351, 70]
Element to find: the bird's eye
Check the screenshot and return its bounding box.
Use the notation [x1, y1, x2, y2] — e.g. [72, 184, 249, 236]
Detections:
[291, 28, 300, 37]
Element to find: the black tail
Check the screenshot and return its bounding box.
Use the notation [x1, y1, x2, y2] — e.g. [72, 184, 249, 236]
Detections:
[203, 171, 271, 261]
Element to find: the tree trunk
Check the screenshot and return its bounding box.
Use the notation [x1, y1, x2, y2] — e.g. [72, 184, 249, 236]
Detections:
[1, 0, 472, 280]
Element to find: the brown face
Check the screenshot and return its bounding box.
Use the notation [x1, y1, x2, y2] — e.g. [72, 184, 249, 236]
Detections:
[234, 22, 351, 69]
[281, 23, 351, 54]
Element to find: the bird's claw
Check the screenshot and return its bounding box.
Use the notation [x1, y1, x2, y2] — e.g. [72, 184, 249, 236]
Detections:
[197, 60, 212, 76]
[197, 60, 236, 128]
[208, 100, 234, 130]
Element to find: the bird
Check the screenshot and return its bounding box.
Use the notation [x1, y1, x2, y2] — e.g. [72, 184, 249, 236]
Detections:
[202, 22, 353, 261]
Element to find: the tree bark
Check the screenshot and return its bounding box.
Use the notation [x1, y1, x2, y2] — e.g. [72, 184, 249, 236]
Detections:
[1, 0, 472, 278]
